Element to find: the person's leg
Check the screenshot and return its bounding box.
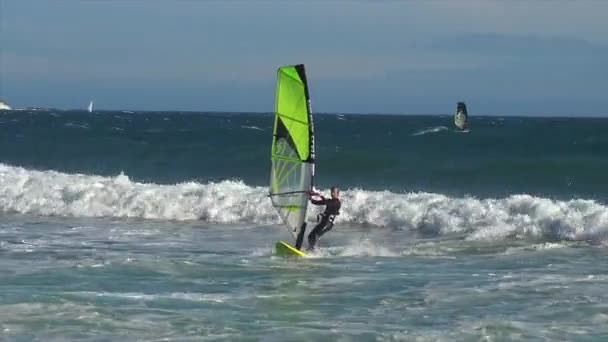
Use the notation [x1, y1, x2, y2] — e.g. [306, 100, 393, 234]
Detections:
[318, 221, 334, 237]
[307, 216, 328, 249]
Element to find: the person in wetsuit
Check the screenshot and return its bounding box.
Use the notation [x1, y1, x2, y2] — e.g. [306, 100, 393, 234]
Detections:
[294, 186, 341, 251]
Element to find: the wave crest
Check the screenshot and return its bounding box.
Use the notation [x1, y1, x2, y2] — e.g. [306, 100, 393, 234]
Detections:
[411, 126, 448, 136]
[1, 164, 607, 242]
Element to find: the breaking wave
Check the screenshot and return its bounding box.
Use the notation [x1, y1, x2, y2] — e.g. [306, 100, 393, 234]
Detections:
[412, 126, 448, 136]
[1, 163, 607, 242]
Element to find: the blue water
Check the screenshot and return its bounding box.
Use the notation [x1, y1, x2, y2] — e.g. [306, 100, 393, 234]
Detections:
[1, 110, 607, 340]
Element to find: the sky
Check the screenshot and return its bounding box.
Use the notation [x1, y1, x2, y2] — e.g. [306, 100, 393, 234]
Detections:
[1, 0, 607, 115]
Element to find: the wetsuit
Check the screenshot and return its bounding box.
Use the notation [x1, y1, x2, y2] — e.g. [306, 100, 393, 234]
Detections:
[306, 196, 341, 250]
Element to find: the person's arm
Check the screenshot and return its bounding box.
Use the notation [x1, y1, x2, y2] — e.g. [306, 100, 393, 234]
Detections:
[309, 191, 326, 205]
[311, 197, 326, 205]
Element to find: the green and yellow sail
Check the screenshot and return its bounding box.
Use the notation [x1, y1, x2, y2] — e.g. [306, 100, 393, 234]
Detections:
[269, 64, 315, 239]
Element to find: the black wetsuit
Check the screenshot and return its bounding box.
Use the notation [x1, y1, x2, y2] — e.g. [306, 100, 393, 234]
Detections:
[294, 196, 341, 250]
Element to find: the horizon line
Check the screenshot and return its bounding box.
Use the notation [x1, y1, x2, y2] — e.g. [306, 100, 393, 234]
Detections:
[4, 107, 607, 119]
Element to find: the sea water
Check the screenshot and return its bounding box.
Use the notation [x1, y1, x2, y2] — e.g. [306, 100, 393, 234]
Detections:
[1, 111, 607, 341]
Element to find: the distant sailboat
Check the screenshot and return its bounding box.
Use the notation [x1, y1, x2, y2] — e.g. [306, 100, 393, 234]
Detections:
[454, 101, 469, 131]
[87, 101, 93, 113]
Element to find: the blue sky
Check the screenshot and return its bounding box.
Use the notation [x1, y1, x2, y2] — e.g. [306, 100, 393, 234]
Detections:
[1, 1, 607, 115]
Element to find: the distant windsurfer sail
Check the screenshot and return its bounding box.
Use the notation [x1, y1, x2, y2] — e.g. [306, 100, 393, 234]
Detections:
[454, 101, 468, 131]
[87, 101, 94, 113]
[269, 64, 315, 257]
[0, 100, 12, 111]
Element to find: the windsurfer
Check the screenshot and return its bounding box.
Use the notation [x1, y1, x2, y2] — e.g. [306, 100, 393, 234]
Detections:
[294, 186, 341, 250]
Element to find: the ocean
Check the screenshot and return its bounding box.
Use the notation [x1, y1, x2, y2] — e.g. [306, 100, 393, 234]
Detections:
[1, 110, 607, 341]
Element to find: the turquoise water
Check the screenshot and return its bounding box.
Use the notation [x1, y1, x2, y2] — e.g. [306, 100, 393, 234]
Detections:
[2, 216, 608, 341]
[1, 110, 608, 199]
[1, 110, 608, 340]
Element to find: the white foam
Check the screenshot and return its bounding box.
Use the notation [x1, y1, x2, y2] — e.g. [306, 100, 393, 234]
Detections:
[504, 242, 569, 254]
[1, 163, 607, 242]
[64, 122, 89, 129]
[412, 126, 448, 136]
[240, 125, 264, 131]
[317, 239, 399, 257]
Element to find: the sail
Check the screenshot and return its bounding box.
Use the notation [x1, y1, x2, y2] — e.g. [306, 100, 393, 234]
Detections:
[0, 101, 12, 111]
[87, 101, 93, 113]
[269, 64, 315, 239]
[454, 101, 468, 130]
